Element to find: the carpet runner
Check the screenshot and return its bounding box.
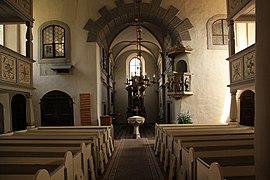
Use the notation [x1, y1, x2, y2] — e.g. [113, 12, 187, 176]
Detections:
[102, 138, 165, 180]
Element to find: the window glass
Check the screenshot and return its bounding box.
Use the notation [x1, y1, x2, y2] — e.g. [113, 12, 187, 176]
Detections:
[235, 22, 255, 52]
[130, 57, 141, 78]
[42, 25, 65, 58]
[207, 15, 228, 50]
[212, 19, 228, 45]
[0, 25, 3, 45]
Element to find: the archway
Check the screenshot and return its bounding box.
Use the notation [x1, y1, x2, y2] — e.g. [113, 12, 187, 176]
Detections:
[11, 94, 27, 131]
[41, 90, 74, 126]
[176, 60, 187, 72]
[240, 90, 255, 126]
[0, 103, 4, 133]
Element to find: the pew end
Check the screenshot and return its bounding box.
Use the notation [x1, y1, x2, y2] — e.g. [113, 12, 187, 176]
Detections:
[34, 169, 51, 180]
[208, 162, 223, 180]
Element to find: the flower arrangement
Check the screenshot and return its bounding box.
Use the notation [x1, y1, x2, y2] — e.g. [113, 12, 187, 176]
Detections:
[176, 110, 192, 124]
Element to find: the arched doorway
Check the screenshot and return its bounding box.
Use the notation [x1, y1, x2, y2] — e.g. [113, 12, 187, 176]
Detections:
[240, 90, 255, 126]
[176, 60, 188, 72]
[11, 94, 27, 131]
[0, 103, 4, 134]
[41, 90, 74, 126]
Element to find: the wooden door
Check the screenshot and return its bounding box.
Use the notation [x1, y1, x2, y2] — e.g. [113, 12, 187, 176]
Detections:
[240, 90, 255, 126]
[41, 90, 74, 126]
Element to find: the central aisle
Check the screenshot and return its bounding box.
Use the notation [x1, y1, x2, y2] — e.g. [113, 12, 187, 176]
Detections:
[102, 138, 165, 180]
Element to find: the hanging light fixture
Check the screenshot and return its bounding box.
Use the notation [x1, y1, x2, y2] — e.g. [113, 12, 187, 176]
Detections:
[125, 0, 156, 117]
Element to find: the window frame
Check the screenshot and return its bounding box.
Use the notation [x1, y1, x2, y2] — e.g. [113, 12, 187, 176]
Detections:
[39, 21, 71, 64]
[129, 57, 142, 78]
[0, 25, 4, 46]
[207, 14, 228, 50]
[126, 53, 146, 79]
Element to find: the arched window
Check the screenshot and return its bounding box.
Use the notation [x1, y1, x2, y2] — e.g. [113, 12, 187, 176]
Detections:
[212, 19, 228, 45]
[42, 25, 65, 58]
[129, 57, 141, 78]
[39, 21, 71, 64]
[207, 15, 228, 50]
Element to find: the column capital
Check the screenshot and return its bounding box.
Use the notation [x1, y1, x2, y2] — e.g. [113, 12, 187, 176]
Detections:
[230, 90, 237, 95]
[228, 19, 234, 26]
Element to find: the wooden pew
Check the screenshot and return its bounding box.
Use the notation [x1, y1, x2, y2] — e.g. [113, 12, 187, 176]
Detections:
[0, 151, 74, 180]
[196, 154, 255, 180]
[167, 133, 254, 179]
[35, 125, 115, 150]
[163, 126, 252, 151]
[182, 145, 254, 180]
[26, 127, 114, 159]
[154, 123, 232, 152]
[160, 127, 253, 166]
[155, 124, 244, 157]
[0, 136, 99, 178]
[0, 125, 114, 179]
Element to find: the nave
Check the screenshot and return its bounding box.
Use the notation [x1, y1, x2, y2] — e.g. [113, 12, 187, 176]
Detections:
[99, 124, 166, 180]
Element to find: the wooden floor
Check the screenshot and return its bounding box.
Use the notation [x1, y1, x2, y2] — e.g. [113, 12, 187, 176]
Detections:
[98, 124, 166, 180]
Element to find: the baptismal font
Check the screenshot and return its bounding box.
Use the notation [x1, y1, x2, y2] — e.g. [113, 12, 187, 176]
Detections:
[125, 73, 156, 138]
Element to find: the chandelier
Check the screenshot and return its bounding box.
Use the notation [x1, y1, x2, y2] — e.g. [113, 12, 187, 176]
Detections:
[125, 0, 156, 117]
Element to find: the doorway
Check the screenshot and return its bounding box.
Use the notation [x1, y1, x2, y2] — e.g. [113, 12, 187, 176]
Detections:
[41, 90, 74, 126]
[0, 103, 4, 133]
[240, 90, 255, 126]
[11, 94, 27, 131]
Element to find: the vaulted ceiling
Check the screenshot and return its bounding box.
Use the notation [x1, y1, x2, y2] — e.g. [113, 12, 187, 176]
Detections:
[84, 0, 194, 58]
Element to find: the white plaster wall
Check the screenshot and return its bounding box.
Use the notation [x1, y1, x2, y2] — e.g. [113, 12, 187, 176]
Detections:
[32, 0, 103, 125]
[164, 0, 230, 124]
[29, 0, 230, 125]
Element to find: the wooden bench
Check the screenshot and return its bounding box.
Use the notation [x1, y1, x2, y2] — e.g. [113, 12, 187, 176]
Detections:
[35, 125, 114, 140]
[155, 125, 245, 156]
[0, 125, 114, 180]
[196, 153, 255, 180]
[0, 135, 101, 178]
[159, 128, 253, 165]
[0, 151, 76, 180]
[181, 144, 254, 180]
[161, 130, 254, 178]
[26, 127, 114, 158]
[35, 125, 114, 149]
[166, 133, 254, 179]
[0, 142, 94, 180]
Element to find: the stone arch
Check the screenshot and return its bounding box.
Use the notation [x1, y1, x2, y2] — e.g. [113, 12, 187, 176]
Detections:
[84, 0, 193, 51]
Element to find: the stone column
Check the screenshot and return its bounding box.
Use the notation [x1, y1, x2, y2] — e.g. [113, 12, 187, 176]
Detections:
[229, 90, 238, 124]
[26, 94, 35, 127]
[228, 20, 235, 56]
[26, 21, 33, 59]
[255, 1, 270, 179]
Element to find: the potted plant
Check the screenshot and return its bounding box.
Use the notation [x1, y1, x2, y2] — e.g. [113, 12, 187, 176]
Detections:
[176, 110, 192, 124]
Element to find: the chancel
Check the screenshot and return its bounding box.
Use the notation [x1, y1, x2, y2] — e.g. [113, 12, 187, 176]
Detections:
[0, 0, 269, 179]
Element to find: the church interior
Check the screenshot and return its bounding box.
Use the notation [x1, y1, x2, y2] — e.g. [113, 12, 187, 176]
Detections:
[0, 0, 269, 179]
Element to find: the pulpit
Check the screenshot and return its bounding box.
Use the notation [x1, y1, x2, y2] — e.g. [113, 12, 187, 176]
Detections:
[127, 116, 145, 139]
